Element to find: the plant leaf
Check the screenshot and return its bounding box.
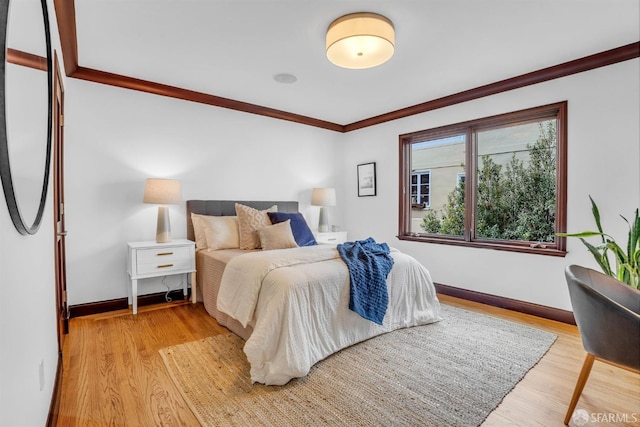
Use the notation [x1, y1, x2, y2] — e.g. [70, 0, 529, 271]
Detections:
[557, 231, 603, 238]
[628, 209, 640, 269]
[580, 237, 612, 276]
[589, 195, 606, 244]
[605, 240, 627, 265]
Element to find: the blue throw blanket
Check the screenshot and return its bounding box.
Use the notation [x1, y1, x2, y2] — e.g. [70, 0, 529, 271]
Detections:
[337, 237, 395, 325]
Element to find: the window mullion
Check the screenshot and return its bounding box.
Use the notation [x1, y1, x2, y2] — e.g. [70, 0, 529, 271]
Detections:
[465, 128, 475, 242]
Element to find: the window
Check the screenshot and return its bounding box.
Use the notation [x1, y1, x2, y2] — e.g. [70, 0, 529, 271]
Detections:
[411, 170, 431, 208]
[399, 102, 567, 256]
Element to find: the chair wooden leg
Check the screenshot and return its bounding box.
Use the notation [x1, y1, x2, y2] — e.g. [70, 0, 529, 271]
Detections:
[564, 353, 595, 425]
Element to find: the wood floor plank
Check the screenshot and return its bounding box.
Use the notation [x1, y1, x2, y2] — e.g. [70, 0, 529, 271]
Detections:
[56, 297, 640, 426]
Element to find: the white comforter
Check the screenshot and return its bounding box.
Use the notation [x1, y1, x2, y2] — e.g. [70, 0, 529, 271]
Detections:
[217, 245, 441, 385]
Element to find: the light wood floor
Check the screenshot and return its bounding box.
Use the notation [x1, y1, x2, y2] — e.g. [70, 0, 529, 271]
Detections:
[55, 295, 639, 426]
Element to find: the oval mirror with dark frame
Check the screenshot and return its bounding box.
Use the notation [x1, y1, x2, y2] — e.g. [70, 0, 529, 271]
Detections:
[0, 0, 53, 235]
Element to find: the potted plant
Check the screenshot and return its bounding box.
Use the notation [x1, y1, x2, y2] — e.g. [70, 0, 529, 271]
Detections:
[559, 196, 639, 289]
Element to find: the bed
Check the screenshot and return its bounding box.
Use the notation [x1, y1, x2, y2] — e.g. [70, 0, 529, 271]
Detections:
[187, 200, 441, 385]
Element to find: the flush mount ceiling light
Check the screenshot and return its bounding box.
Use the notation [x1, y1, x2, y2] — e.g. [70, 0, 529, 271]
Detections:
[326, 12, 395, 69]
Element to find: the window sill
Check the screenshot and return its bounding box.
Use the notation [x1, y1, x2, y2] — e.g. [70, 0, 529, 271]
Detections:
[397, 234, 567, 257]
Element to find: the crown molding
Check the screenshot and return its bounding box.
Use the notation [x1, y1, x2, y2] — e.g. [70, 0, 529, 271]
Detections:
[6, 48, 47, 71]
[53, 0, 639, 133]
[344, 42, 640, 132]
[344, 42, 639, 131]
[53, 0, 78, 76]
[71, 66, 345, 131]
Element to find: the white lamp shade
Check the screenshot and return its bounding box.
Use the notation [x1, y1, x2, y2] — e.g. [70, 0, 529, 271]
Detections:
[143, 178, 182, 205]
[326, 12, 395, 69]
[311, 188, 336, 207]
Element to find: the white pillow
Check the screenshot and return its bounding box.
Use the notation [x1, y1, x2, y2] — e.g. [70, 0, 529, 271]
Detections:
[202, 216, 240, 251]
[191, 213, 209, 250]
[257, 220, 298, 251]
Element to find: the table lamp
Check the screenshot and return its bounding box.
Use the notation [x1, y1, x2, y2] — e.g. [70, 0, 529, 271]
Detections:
[143, 178, 182, 243]
[311, 188, 336, 232]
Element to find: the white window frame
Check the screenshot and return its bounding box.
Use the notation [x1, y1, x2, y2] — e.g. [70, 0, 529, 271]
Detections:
[411, 170, 431, 208]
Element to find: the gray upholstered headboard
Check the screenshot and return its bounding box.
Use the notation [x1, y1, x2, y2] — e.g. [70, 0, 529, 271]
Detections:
[186, 200, 299, 241]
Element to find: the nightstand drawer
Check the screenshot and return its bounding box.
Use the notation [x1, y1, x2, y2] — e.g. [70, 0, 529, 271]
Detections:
[315, 231, 348, 244]
[136, 246, 192, 264]
[136, 257, 193, 275]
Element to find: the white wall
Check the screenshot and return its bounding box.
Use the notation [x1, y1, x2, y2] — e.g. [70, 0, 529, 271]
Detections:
[0, 1, 62, 425]
[0, 196, 58, 427]
[64, 58, 640, 312]
[64, 79, 344, 305]
[341, 59, 640, 311]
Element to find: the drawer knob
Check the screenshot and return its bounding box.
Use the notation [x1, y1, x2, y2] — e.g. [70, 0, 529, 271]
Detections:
[157, 252, 174, 256]
[157, 264, 174, 268]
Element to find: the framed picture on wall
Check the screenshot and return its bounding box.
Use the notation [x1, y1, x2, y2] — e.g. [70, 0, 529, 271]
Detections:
[357, 162, 376, 197]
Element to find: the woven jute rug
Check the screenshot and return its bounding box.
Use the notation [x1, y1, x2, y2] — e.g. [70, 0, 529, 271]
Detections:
[159, 304, 556, 427]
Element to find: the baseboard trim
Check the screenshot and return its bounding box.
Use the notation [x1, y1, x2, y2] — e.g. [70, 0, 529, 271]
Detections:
[70, 285, 575, 324]
[69, 289, 190, 318]
[435, 283, 576, 325]
[46, 353, 62, 427]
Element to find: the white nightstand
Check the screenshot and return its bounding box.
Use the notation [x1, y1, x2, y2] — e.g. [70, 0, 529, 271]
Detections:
[315, 231, 348, 245]
[127, 239, 196, 314]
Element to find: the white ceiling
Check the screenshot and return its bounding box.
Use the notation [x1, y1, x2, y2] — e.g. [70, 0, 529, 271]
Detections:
[74, 0, 639, 125]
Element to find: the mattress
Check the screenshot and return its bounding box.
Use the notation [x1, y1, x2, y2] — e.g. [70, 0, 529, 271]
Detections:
[196, 248, 254, 340]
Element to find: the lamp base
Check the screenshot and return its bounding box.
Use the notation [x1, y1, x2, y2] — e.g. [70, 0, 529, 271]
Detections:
[156, 206, 172, 243]
[318, 206, 330, 233]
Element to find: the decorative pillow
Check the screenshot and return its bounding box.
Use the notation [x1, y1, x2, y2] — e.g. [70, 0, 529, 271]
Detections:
[257, 220, 298, 251]
[191, 213, 209, 250]
[235, 203, 277, 249]
[267, 212, 317, 247]
[202, 215, 240, 251]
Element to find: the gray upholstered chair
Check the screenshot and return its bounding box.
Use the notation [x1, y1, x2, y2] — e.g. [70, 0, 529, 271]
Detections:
[564, 264, 640, 425]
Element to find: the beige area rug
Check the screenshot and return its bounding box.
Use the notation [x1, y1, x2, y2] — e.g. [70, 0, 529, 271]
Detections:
[159, 305, 556, 427]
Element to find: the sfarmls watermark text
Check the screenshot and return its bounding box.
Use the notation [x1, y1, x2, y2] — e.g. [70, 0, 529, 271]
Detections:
[572, 409, 638, 425]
